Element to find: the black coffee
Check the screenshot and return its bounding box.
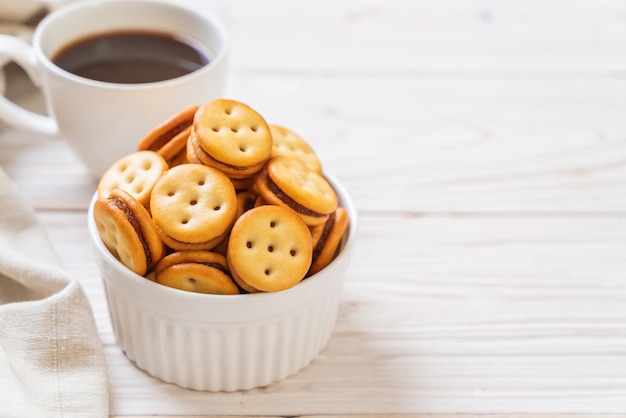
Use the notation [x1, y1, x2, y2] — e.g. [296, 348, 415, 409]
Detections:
[52, 31, 211, 83]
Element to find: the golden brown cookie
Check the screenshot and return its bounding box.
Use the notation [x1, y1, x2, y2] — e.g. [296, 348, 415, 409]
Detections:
[211, 191, 257, 257]
[227, 205, 313, 292]
[308, 207, 349, 276]
[93, 189, 165, 276]
[229, 175, 256, 191]
[164, 145, 189, 167]
[254, 195, 267, 208]
[97, 150, 168, 206]
[236, 191, 257, 217]
[154, 251, 239, 295]
[137, 105, 198, 166]
[230, 269, 261, 294]
[150, 163, 237, 251]
[270, 124, 322, 173]
[185, 131, 204, 164]
[192, 99, 272, 179]
[255, 156, 338, 226]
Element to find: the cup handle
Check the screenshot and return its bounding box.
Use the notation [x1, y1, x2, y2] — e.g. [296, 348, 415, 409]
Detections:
[0, 35, 59, 135]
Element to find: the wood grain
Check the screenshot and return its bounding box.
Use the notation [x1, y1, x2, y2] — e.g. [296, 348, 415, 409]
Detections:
[35, 210, 626, 415]
[4, 76, 626, 214]
[1, 0, 625, 416]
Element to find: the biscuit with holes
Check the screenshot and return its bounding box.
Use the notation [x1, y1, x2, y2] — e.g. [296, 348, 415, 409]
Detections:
[308, 207, 349, 276]
[211, 190, 257, 257]
[227, 205, 312, 292]
[270, 124, 322, 173]
[93, 189, 165, 276]
[255, 156, 338, 226]
[137, 105, 198, 167]
[150, 163, 237, 251]
[154, 251, 239, 294]
[97, 150, 168, 206]
[192, 99, 272, 179]
[188, 126, 261, 184]
[230, 269, 261, 294]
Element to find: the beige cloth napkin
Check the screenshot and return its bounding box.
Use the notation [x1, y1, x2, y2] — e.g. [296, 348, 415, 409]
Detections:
[0, 0, 73, 26]
[0, 167, 109, 417]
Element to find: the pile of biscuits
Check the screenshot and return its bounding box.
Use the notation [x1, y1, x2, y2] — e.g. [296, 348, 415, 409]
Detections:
[93, 98, 349, 295]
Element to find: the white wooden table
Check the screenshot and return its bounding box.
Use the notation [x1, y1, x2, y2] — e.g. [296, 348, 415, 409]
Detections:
[1, 0, 626, 416]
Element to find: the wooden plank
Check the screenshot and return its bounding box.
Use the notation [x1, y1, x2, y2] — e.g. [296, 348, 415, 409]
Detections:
[38, 211, 626, 415]
[113, 416, 626, 418]
[2, 0, 625, 415]
[3, 75, 625, 213]
[112, 416, 626, 418]
[207, 0, 626, 72]
[227, 76, 626, 214]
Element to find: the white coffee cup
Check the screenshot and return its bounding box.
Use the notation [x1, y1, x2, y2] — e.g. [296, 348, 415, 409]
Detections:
[0, 0, 229, 178]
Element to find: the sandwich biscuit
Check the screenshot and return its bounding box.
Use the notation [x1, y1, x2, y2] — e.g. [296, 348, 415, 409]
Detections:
[150, 163, 237, 251]
[308, 207, 349, 276]
[192, 99, 272, 179]
[227, 205, 312, 292]
[269, 124, 322, 173]
[154, 251, 239, 295]
[211, 190, 257, 257]
[97, 150, 168, 206]
[93, 189, 165, 276]
[255, 156, 338, 226]
[137, 105, 198, 167]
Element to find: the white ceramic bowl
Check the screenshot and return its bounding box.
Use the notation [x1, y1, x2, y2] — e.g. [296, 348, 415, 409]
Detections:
[88, 172, 357, 391]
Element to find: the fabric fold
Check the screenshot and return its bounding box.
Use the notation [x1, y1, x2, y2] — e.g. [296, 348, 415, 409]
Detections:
[0, 166, 109, 417]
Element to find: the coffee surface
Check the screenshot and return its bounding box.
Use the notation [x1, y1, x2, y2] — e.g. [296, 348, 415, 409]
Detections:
[52, 31, 211, 83]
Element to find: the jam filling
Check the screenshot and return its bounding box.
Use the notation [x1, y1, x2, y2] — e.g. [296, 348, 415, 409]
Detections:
[243, 195, 256, 212]
[266, 175, 325, 218]
[149, 121, 192, 151]
[111, 197, 152, 266]
[190, 136, 250, 172]
[312, 211, 336, 262]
